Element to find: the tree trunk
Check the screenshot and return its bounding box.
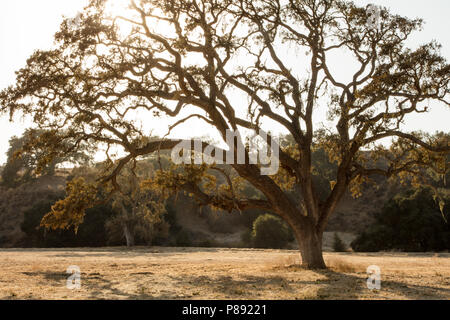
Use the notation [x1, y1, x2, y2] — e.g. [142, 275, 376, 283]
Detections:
[123, 224, 135, 247]
[291, 220, 326, 269]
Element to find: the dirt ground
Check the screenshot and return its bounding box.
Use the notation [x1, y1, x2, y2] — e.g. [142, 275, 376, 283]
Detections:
[0, 247, 448, 300]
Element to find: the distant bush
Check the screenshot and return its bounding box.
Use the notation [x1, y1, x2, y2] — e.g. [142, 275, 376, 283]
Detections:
[251, 214, 292, 249]
[197, 239, 219, 248]
[332, 232, 347, 252]
[204, 211, 236, 234]
[163, 203, 191, 247]
[175, 229, 192, 247]
[240, 229, 253, 247]
[351, 187, 450, 252]
[202, 206, 262, 234]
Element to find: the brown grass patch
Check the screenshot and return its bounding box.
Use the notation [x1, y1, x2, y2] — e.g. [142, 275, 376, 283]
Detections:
[0, 248, 448, 300]
[326, 256, 358, 273]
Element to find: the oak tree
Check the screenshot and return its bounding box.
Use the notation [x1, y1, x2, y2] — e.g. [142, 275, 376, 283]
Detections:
[1, 0, 449, 268]
[1, 129, 90, 188]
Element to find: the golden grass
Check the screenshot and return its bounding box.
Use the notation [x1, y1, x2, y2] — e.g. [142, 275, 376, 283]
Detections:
[325, 256, 358, 273]
[0, 247, 448, 300]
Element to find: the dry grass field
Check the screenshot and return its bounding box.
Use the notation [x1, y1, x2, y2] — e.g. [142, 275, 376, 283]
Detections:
[0, 247, 448, 300]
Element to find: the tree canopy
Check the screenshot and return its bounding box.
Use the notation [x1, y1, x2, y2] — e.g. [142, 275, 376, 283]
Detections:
[351, 187, 450, 252]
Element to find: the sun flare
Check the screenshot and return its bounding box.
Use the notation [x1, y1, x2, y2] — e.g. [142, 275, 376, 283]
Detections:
[104, 0, 132, 19]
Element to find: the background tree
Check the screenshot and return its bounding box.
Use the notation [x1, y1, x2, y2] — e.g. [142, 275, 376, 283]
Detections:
[351, 187, 450, 252]
[38, 159, 168, 247]
[1, 135, 32, 188]
[332, 232, 346, 252]
[1, 129, 90, 188]
[106, 162, 169, 247]
[1, 0, 449, 268]
[251, 214, 293, 249]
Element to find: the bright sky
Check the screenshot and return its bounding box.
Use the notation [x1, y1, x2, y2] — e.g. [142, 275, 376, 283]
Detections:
[0, 0, 449, 165]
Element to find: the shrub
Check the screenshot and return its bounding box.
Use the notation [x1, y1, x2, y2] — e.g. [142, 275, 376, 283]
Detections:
[332, 232, 347, 252]
[205, 212, 235, 234]
[175, 229, 192, 247]
[351, 187, 450, 252]
[197, 239, 219, 248]
[240, 229, 253, 247]
[251, 214, 292, 249]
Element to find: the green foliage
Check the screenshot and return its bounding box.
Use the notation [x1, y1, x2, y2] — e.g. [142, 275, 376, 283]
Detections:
[351, 187, 450, 252]
[251, 214, 293, 249]
[332, 232, 347, 252]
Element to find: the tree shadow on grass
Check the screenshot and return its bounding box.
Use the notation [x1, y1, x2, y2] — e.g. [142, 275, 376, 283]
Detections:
[15, 264, 449, 300]
[166, 273, 299, 299]
[83, 273, 195, 300]
[165, 267, 449, 300]
[74, 268, 450, 300]
[301, 267, 449, 300]
[18, 270, 180, 300]
[22, 270, 68, 282]
[82, 272, 295, 300]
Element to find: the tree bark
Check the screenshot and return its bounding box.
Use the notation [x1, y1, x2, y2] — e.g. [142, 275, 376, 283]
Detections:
[123, 224, 135, 247]
[291, 219, 326, 269]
